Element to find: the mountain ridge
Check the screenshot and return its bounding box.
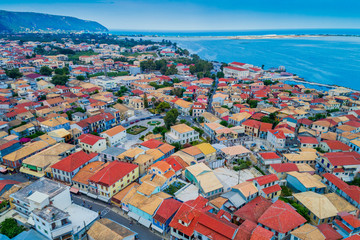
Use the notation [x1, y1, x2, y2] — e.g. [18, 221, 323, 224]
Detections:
[0, 10, 108, 33]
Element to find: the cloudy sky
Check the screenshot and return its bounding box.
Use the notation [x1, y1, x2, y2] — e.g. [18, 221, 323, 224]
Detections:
[1, 0, 359, 30]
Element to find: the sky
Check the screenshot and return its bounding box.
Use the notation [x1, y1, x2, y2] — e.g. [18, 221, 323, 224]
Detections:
[1, 0, 360, 31]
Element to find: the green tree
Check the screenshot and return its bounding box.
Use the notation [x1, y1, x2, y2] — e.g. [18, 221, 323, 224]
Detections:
[39, 66, 53, 76]
[305, 90, 311, 94]
[164, 109, 179, 129]
[193, 127, 204, 137]
[0, 218, 25, 238]
[144, 93, 148, 108]
[172, 88, 185, 98]
[54, 67, 69, 75]
[51, 74, 69, 86]
[156, 102, 171, 112]
[76, 75, 85, 80]
[216, 71, 224, 79]
[220, 120, 228, 127]
[6, 68, 22, 79]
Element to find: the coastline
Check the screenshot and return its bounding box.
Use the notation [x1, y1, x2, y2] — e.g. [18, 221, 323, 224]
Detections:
[227, 34, 360, 40]
[112, 32, 359, 92]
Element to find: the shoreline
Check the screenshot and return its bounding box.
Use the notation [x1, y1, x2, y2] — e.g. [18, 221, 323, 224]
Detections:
[112, 32, 359, 92]
[112, 33, 360, 39]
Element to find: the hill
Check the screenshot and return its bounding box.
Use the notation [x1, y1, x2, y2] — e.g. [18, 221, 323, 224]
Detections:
[0, 10, 108, 33]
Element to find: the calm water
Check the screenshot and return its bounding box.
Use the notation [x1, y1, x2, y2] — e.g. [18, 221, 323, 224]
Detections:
[111, 29, 360, 90]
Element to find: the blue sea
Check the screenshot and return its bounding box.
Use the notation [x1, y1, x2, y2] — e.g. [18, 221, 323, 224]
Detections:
[110, 29, 360, 90]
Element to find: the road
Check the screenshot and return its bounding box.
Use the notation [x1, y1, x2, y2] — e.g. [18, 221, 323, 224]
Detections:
[71, 194, 163, 240]
[123, 118, 165, 149]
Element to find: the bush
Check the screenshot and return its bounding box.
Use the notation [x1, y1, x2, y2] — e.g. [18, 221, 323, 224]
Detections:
[0, 218, 25, 238]
[254, 166, 265, 175]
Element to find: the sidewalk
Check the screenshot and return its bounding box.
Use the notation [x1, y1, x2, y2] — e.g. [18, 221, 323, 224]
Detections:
[110, 206, 170, 239]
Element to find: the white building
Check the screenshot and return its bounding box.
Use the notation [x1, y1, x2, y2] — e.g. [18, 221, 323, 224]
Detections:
[100, 125, 126, 147]
[165, 124, 199, 145]
[223, 66, 250, 79]
[10, 178, 98, 240]
[267, 130, 286, 150]
[51, 150, 98, 184]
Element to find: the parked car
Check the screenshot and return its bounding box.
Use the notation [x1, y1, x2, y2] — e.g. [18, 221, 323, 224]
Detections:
[251, 143, 256, 147]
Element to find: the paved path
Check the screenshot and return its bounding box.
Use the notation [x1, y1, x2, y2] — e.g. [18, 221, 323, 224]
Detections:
[72, 194, 164, 240]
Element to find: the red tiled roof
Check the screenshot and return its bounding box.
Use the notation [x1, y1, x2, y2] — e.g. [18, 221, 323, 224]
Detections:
[230, 62, 246, 66]
[153, 198, 182, 224]
[343, 235, 360, 240]
[344, 121, 360, 128]
[262, 184, 281, 195]
[0, 180, 20, 192]
[169, 196, 210, 237]
[51, 151, 97, 172]
[334, 219, 351, 233]
[234, 219, 257, 240]
[89, 161, 138, 186]
[164, 156, 188, 172]
[322, 140, 351, 151]
[0, 140, 19, 151]
[268, 129, 286, 139]
[323, 152, 360, 167]
[317, 224, 343, 240]
[257, 200, 306, 234]
[298, 136, 319, 144]
[233, 196, 272, 223]
[140, 139, 164, 149]
[242, 119, 272, 132]
[195, 211, 238, 240]
[338, 212, 360, 228]
[250, 225, 274, 240]
[259, 152, 281, 160]
[79, 134, 105, 145]
[224, 66, 248, 72]
[270, 163, 298, 173]
[247, 174, 279, 186]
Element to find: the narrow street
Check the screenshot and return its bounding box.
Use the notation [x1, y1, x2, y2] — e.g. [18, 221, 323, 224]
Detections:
[71, 194, 163, 240]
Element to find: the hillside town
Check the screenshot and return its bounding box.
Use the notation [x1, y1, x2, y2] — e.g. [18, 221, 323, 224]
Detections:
[0, 34, 358, 240]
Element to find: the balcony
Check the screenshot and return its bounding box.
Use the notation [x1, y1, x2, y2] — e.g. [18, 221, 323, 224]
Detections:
[51, 222, 72, 238]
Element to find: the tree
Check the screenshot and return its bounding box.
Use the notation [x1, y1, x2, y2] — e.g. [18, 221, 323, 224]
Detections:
[220, 120, 228, 127]
[193, 127, 204, 137]
[305, 90, 311, 94]
[6, 68, 22, 79]
[164, 109, 179, 129]
[216, 71, 224, 79]
[39, 66, 53, 76]
[172, 88, 185, 98]
[156, 102, 171, 112]
[0, 218, 25, 238]
[143, 93, 148, 108]
[51, 74, 69, 86]
[165, 65, 178, 75]
[54, 67, 69, 75]
[76, 75, 85, 80]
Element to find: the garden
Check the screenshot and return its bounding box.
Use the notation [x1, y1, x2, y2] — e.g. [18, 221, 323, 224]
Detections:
[126, 125, 148, 135]
[164, 181, 186, 196]
[147, 120, 161, 126]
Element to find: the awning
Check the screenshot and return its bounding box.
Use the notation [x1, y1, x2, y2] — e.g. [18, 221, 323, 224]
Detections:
[0, 168, 7, 173]
[19, 167, 44, 178]
[128, 211, 140, 221]
[6, 167, 14, 171]
[152, 224, 164, 233]
[70, 187, 79, 194]
[138, 217, 152, 228]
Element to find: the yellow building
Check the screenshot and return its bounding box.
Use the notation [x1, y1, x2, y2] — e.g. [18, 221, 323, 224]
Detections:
[294, 191, 338, 226]
[88, 161, 139, 202]
[20, 143, 76, 178]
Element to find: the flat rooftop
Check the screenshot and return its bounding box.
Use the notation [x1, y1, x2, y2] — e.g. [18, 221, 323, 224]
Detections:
[10, 178, 68, 203]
